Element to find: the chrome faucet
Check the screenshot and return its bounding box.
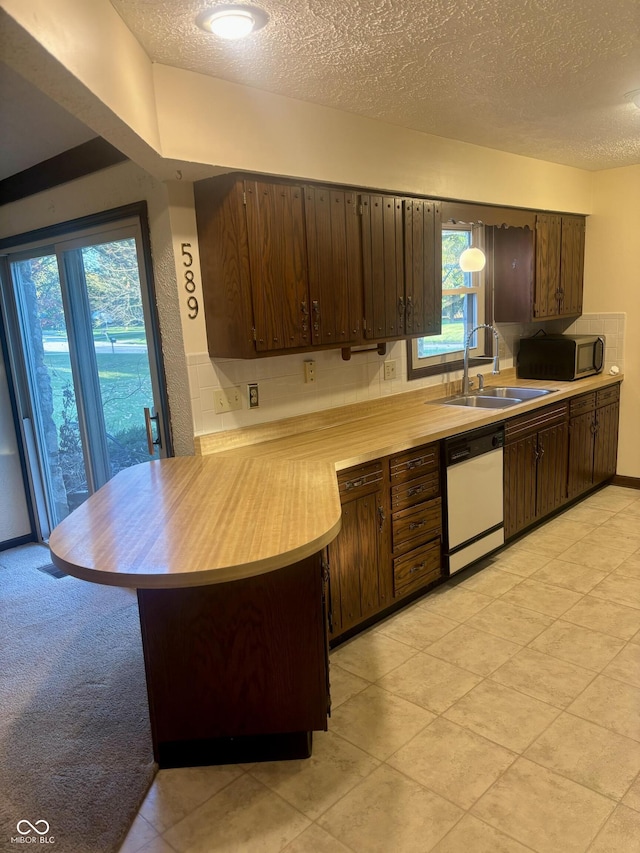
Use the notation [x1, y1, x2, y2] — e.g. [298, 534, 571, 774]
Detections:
[462, 324, 500, 395]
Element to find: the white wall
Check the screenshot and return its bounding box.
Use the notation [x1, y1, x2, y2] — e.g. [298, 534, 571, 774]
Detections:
[583, 165, 640, 477]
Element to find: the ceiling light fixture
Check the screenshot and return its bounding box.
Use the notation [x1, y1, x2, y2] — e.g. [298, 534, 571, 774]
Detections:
[624, 89, 640, 109]
[196, 5, 268, 40]
[459, 247, 486, 272]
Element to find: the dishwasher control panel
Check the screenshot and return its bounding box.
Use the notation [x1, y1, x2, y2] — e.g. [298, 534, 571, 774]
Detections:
[445, 424, 505, 466]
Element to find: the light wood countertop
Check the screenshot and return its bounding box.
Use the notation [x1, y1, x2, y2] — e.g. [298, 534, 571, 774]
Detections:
[196, 370, 624, 470]
[49, 457, 342, 588]
[50, 370, 621, 590]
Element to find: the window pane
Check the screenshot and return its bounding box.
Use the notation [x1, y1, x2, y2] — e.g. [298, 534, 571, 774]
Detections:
[418, 293, 477, 356]
[442, 230, 471, 290]
[12, 255, 89, 523]
[416, 228, 478, 358]
[80, 237, 158, 477]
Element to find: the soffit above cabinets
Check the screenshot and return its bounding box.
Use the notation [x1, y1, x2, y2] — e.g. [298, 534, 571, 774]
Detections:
[111, 0, 640, 171]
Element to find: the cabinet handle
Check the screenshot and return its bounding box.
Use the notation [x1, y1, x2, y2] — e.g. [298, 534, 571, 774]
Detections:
[409, 520, 426, 531]
[406, 459, 424, 470]
[398, 296, 405, 318]
[312, 300, 320, 333]
[406, 296, 413, 317]
[378, 505, 386, 532]
[345, 477, 364, 490]
[407, 485, 424, 497]
[409, 561, 426, 575]
[538, 445, 545, 460]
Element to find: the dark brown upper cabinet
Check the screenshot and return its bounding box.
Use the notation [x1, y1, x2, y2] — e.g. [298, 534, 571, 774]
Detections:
[194, 175, 363, 358]
[361, 195, 441, 341]
[303, 184, 362, 347]
[493, 213, 585, 323]
[245, 179, 309, 351]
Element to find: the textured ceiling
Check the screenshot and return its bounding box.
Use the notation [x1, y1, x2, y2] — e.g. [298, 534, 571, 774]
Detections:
[111, 0, 640, 170]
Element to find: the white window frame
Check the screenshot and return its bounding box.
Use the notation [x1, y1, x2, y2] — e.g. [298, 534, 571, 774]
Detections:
[408, 224, 490, 379]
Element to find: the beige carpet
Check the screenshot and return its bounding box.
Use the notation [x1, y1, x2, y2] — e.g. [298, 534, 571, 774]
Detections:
[0, 543, 156, 852]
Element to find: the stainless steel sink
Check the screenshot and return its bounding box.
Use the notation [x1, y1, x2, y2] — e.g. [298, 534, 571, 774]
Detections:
[441, 395, 523, 409]
[480, 387, 553, 399]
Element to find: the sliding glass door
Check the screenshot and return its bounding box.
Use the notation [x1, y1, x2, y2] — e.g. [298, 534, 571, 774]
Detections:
[2, 214, 169, 538]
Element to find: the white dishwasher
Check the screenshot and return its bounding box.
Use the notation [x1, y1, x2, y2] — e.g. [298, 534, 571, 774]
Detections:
[444, 423, 505, 575]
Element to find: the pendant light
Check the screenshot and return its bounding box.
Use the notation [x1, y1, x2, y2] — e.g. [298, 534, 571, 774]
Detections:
[458, 247, 486, 272]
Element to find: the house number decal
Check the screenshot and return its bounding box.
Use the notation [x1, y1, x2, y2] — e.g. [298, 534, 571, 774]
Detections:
[180, 242, 199, 319]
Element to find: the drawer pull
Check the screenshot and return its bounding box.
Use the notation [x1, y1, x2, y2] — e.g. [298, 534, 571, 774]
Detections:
[407, 485, 424, 497]
[406, 459, 425, 470]
[345, 477, 364, 490]
[408, 520, 426, 531]
[409, 561, 427, 575]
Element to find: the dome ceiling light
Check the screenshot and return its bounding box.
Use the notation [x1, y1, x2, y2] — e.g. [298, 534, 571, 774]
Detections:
[196, 5, 269, 40]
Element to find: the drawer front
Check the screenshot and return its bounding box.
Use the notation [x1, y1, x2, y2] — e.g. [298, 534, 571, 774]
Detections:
[596, 383, 620, 407]
[570, 392, 596, 417]
[390, 443, 439, 484]
[392, 497, 442, 555]
[505, 402, 568, 443]
[391, 470, 439, 511]
[338, 461, 383, 501]
[394, 540, 442, 598]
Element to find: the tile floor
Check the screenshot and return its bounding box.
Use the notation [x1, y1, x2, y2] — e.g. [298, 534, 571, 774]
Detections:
[120, 485, 640, 853]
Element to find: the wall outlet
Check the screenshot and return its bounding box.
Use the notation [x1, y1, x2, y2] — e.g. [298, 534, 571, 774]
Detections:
[213, 386, 242, 414]
[247, 382, 259, 408]
[384, 360, 397, 380]
[304, 360, 316, 383]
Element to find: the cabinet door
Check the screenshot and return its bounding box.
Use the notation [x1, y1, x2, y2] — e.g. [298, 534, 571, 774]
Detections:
[492, 225, 536, 324]
[568, 411, 595, 500]
[328, 490, 389, 636]
[593, 402, 619, 485]
[504, 435, 538, 539]
[245, 180, 309, 351]
[403, 199, 441, 336]
[304, 186, 362, 346]
[361, 194, 404, 339]
[534, 214, 561, 319]
[559, 215, 585, 317]
[536, 422, 568, 519]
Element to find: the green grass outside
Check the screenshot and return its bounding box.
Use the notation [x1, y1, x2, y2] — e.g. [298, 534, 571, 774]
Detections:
[43, 352, 152, 437]
[43, 326, 148, 346]
[417, 320, 466, 357]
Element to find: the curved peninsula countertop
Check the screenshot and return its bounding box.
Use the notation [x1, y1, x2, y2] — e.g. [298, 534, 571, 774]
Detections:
[49, 456, 342, 589]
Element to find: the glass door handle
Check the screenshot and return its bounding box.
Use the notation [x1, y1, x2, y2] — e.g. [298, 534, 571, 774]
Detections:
[144, 407, 161, 456]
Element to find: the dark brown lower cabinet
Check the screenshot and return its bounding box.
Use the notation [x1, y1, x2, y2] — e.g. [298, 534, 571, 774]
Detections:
[327, 461, 391, 639]
[568, 385, 620, 499]
[137, 555, 328, 767]
[328, 442, 443, 642]
[504, 402, 569, 540]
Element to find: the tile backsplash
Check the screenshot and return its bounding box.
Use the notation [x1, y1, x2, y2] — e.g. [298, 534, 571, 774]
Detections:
[188, 313, 626, 436]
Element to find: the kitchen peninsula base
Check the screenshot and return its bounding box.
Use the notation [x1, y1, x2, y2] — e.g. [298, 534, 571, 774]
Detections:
[136, 555, 329, 768]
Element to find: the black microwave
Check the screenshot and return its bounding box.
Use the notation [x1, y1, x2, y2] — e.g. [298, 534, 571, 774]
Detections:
[517, 334, 604, 381]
